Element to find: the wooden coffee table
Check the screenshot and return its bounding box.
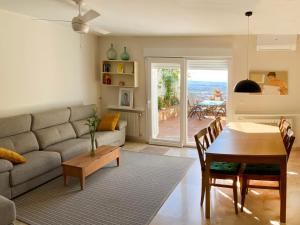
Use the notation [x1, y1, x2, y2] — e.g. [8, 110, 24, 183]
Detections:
[62, 145, 120, 190]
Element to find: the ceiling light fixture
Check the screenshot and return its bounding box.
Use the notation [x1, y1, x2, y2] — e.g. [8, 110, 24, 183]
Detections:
[234, 11, 261, 93]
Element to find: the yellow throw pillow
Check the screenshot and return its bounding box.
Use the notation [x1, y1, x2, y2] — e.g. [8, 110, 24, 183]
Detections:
[97, 112, 120, 131]
[0, 147, 26, 164]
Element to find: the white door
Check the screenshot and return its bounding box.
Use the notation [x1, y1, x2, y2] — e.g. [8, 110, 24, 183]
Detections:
[146, 58, 186, 147]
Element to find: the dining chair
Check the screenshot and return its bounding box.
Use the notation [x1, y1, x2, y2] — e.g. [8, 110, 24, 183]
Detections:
[207, 120, 219, 143]
[194, 128, 240, 214]
[215, 116, 223, 132]
[240, 129, 296, 212]
[283, 129, 295, 160]
[278, 116, 285, 131]
[280, 119, 291, 138]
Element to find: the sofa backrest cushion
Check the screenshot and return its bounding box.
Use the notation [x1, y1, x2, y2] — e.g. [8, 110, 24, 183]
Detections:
[34, 123, 76, 149]
[0, 114, 32, 138]
[69, 105, 96, 137]
[72, 120, 90, 137]
[0, 114, 39, 154]
[0, 132, 39, 155]
[32, 108, 71, 131]
[70, 105, 95, 122]
[32, 108, 76, 149]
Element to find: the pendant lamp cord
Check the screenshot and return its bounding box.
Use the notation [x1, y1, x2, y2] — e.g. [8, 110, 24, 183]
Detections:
[246, 15, 250, 79]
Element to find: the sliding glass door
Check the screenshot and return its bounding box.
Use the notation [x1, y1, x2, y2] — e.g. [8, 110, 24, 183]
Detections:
[146, 58, 186, 147]
[146, 57, 229, 147]
[186, 59, 228, 145]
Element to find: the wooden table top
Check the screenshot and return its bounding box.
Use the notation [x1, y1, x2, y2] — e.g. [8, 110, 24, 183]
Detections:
[206, 122, 286, 157]
[62, 145, 120, 168]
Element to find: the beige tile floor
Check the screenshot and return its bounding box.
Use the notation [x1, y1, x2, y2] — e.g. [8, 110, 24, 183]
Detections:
[16, 143, 300, 225]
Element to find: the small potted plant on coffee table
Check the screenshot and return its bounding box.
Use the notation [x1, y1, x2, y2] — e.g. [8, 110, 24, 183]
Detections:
[86, 109, 99, 156]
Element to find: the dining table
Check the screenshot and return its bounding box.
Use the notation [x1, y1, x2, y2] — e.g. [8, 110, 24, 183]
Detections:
[204, 122, 287, 222]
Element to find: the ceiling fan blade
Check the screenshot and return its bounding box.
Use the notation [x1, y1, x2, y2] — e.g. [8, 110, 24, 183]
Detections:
[80, 10, 100, 22]
[33, 19, 71, 23]
[90, 26, 110, 35]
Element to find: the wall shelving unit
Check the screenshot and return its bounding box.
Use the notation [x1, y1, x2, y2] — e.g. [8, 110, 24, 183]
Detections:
[101, 60, 138, 88]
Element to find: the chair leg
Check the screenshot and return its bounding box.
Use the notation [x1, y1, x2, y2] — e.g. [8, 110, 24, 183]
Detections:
[233, 179, 238, 215]
[201, 176, 205, 206]
[239, 176, 243, 194]
[241, 176, 247, 212]
[278, 180, 281, 196]
[245, 179, 250, 194]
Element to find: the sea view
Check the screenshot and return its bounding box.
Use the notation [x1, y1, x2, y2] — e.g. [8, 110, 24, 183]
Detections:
[188, 80, 228, 101]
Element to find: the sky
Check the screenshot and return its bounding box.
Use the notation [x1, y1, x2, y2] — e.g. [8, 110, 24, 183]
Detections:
[188, 70, 228, 82]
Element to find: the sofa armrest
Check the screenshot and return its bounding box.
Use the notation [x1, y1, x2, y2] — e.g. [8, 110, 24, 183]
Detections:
[0, 160, 13, 173]
[0, 195, 16, 225]
[116, 120, 127, 130]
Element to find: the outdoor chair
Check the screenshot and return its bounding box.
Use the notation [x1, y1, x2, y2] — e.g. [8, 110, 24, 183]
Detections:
[188, 99, 203, 119]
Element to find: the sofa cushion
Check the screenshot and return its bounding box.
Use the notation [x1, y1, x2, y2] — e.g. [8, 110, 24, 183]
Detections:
[34, 123, 76, 149]
[0, 148, 26, 164]
[116, 120, 127, 130]
[81, 130, 122, 147]
[71, 120, 89, 137]
[0, 138, 14, 150]
[0, 159, 13, 173]
[0, 114, 31, 138]
[45, 138, 91, 162]
[32, 108, 71, 130]
[70, 105, 96, 122]
[97, 112, 120, 131]
[10, 151, 61, 186]
[0, 132, 39, 155]
[0, 195, 16, 225]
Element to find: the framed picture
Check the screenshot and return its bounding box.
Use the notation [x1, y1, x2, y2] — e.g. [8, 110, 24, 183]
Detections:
[118, 88, 133, 108]
[249, 71, 288, 95]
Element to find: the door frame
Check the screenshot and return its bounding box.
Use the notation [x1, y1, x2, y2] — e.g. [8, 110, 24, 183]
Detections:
[145, 56, 232, 147]
[145, 57, 186, 147]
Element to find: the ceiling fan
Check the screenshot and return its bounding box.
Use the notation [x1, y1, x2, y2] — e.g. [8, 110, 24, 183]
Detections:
[36, 0, 109, 35]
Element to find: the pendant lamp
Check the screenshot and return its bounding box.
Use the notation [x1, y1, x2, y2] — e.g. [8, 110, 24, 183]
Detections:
[234, 11, 261, 93]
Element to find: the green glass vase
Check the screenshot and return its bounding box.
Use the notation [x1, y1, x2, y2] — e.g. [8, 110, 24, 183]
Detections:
[106, 43, 117, 60]
[120, 47, 130, 60]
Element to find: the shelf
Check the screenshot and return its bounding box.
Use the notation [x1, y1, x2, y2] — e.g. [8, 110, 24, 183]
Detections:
[101, 84, 136, 88]
[107, 105, 144, 113]
[101, 72, 134, 76]
[103, 60, 136, 63]
[101, 60, 138, 88]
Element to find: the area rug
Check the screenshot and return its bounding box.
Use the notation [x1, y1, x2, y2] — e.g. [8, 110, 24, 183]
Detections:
[14, 151, 194, 225]
[140, 146, 170, 155]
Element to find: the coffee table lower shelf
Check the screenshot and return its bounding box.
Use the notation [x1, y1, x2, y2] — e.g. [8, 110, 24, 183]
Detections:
[62, 145, 120, 190]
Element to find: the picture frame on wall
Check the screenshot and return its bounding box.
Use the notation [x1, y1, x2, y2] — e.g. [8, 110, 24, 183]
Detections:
[118, 88, 133, 108]
[249, 70, 288, 95]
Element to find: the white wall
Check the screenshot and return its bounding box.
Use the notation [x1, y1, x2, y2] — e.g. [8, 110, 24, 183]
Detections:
[98, 36, 300, 146]
[0, 10, 99, 117]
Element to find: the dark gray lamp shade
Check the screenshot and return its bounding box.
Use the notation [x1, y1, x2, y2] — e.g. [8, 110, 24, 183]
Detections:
[234, 79, 262, 93]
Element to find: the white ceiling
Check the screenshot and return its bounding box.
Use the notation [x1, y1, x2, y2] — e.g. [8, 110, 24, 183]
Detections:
[0, 0, 300, 36]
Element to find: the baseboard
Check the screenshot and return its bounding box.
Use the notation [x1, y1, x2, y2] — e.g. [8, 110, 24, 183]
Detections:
[126, 135, 147, 143]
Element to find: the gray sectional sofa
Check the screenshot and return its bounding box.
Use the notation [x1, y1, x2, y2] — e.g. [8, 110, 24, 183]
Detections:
[0, 104, 127, 199]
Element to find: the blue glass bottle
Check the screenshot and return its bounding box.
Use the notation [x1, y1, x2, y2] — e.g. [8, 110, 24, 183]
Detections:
[120, 47, 130, 60]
